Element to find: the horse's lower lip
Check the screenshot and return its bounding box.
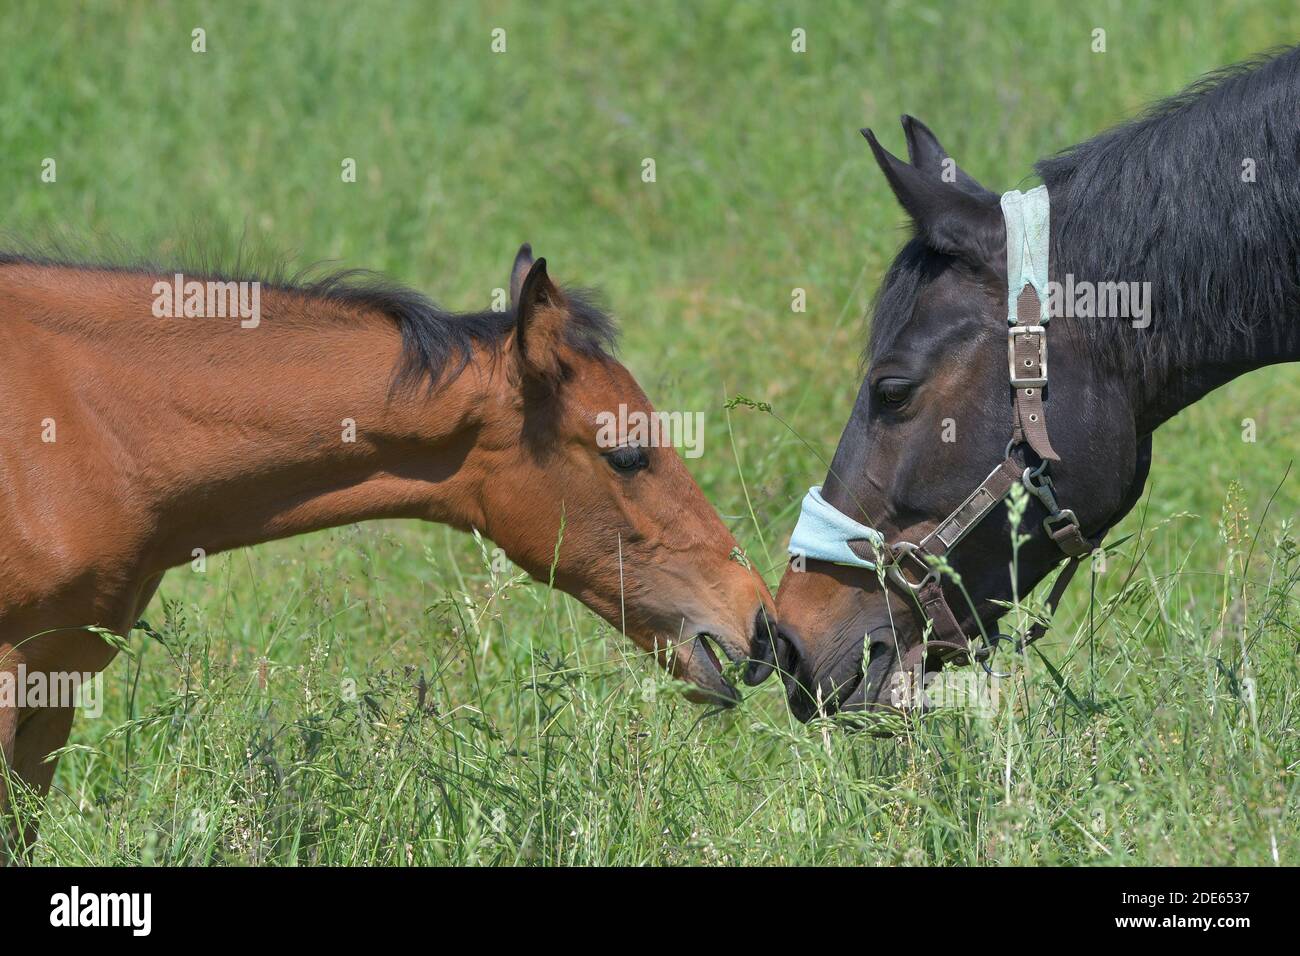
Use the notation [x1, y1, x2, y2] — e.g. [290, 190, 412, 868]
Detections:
[785, 630, 898, 719]
[844, 636, 906, 709]
[838, 671, 868, 709]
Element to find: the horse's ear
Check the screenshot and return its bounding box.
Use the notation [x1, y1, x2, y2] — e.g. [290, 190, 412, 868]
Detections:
[513, 256, 568, 384]
[509, 242, 534, 306]
[900, 115, 999, 202]
[862, 127, 1004, 276]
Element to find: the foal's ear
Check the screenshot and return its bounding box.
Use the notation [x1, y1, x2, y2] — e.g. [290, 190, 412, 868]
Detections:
[900, 115, 999, 202]
[509, 242, 534, 306]
[862, 127, 1004, 276]
[513, 256, 568, 384]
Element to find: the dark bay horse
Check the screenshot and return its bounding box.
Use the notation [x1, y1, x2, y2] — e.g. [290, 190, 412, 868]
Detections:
[0, 243, 776, 854]
[776, 48, 1300, 721]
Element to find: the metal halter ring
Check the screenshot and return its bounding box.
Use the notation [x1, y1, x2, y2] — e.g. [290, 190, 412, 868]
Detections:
[1022, 465, 1059, 514]
[978, 633, 1017, 678]
[886, 542, 937, 592]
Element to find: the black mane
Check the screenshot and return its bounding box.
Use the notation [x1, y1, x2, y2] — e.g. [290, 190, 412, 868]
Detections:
[1037, 46, 1300, 372]
[286, 269, 618, 392]
[0, 246, 618, 391]
[869, 46, 1300, 374]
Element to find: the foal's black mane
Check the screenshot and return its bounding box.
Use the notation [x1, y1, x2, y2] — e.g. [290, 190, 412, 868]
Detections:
[872, 45, 1300, 374]
[284, 267, 618, 391]
[0, 246, 618, 391]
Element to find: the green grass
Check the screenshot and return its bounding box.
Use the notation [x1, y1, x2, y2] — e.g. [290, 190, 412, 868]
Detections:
[2, 0, 1297, 864]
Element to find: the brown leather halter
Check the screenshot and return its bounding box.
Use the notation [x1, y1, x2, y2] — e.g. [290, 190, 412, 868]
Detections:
[788, 188, 1155, 676]
[845, 286, 1096, 672]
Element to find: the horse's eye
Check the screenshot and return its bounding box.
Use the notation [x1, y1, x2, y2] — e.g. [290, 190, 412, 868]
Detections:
[605, 444, 650, 474]
[876, 378, 913, 409]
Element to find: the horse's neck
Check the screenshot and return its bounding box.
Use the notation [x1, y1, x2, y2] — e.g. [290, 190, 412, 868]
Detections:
[1084, 197, 1300, 435]
[1045, 61, 1300, 435]
[1136, 319, 1300, 433]
[22, 268, 494, 574]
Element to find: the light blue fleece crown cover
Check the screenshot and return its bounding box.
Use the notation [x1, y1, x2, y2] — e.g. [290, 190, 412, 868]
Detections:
[1000, 185, 1051, 325]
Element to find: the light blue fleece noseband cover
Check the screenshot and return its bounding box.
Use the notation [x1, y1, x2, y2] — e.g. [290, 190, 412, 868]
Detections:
[787, 186, 1051, 568]
[1000, 185, 1051, 325]
[788, 486, 883, 569]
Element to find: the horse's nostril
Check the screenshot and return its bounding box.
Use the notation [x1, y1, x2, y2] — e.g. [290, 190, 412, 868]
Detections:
[743, 608, 778, 686]
[779, 625, 807, 661]
[773, 624, 808, 682]
[777, 629, 820, 722]
[773, 624, 826, 719]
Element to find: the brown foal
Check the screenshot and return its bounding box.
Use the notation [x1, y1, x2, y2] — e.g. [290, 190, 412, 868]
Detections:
[0, 244, 775, 857]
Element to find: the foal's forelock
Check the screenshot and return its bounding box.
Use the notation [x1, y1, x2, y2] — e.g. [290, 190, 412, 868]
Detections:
[863, 239, 947, 364]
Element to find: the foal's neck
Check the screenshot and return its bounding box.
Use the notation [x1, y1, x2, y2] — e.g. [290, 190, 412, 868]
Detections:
[156, 306, 498, 574]
[39, 270, 496, 575]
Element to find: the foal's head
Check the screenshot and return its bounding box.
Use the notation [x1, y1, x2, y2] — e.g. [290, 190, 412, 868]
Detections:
[775, 118, 1150, 720]
[471, 246, 775, 704]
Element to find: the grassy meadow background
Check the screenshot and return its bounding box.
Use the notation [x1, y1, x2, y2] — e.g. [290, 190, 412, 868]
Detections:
[2, 0, 1297, 864]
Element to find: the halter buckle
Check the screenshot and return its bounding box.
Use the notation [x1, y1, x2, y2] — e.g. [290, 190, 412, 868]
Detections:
[1043, 508, 1080, 536]
[1008, 325, 1048, 387]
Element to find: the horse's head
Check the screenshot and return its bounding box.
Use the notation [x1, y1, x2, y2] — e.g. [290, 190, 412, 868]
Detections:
[775, 117, 1150, 721]
[475, 245, 776, 704]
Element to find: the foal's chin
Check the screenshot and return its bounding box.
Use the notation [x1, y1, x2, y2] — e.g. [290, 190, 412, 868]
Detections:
[629, 620, 767, 707]
[672, 632, 743, 706]
[611, 585, 776, 707]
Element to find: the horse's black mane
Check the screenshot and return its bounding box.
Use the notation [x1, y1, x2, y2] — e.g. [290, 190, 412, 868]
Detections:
[1038, 45, 1300, 372]
[0, 245, 618, 391]
[871, 45, 1300, 374]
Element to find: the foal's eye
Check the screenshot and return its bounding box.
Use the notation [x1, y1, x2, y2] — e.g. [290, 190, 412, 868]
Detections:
[605, 444, 650, 474]
[875, 378, 913, 409]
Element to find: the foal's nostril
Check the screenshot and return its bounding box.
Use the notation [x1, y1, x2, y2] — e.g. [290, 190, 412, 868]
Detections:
[743, 608, 778, 686]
